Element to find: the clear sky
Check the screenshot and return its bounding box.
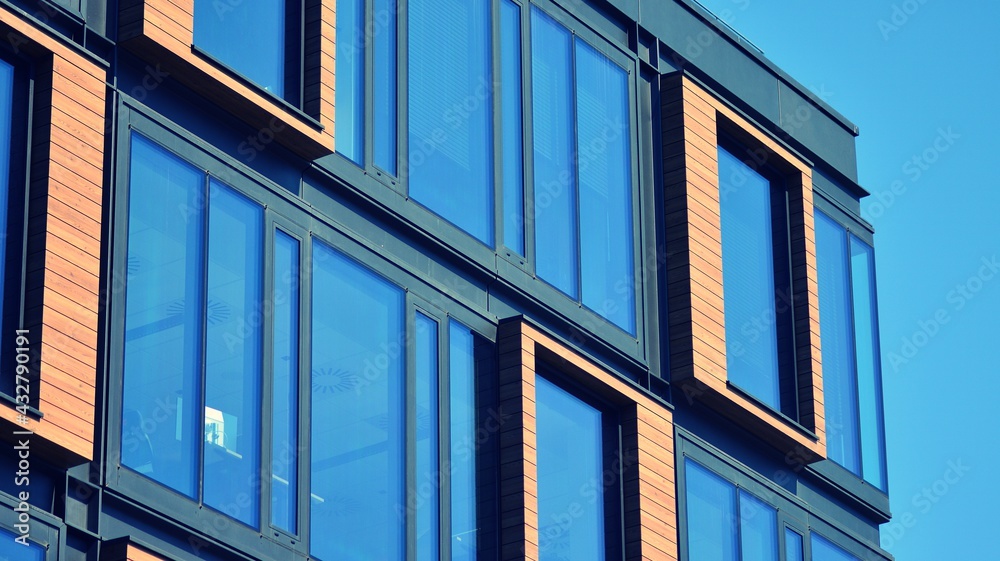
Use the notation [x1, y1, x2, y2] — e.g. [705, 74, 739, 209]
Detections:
[690, 1, 999, 558]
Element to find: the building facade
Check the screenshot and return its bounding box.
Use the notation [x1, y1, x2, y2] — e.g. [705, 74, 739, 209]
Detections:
[0, 0, 892, 559]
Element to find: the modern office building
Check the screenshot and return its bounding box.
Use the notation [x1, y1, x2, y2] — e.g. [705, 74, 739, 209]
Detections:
[0, 0, 892, 559]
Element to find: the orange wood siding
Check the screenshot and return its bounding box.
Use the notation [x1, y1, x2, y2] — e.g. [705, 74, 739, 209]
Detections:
[661, 74, 826, 462]
[118, 0, 335, 160]
[0, 9, 106, 463]
[498, 319, 678, 561]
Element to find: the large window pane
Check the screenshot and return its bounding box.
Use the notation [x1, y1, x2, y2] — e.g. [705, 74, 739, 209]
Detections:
[450, 321, 477, 560]
[576, 41, 635, 334]
[815, 212, 861, 474]
[0, 528, 44, 561]
[0, 59, 12, 319]
[684, 459, 738, 561]
[851, 236, 888, 491]
[310, 242, 405, 560]
[336, 0, 365, 164]
[536, 375, 604, 560]
[532, 9, 577, 297]
[409, 0, 493, 244]
[374, 0, 397, 174]
[194, 0, 285, 96]
[811, 533, 860, 561]
[719, 146, 781, 409]
[416, 313, 439, 561]
[121, 135, 204, 498]
[738, 490, 778, 561]
[271, 231, 299, 532]
[203, 181, 264, 528]
[500, 0, 524, 255]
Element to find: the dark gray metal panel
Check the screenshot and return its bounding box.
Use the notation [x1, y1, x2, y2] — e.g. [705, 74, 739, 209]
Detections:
[638, 0, 780, 125]
[813, 168, 864, 220]
[778, 81, 860, 182]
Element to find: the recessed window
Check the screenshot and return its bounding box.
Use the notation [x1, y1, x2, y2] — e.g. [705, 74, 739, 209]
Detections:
[336, 0, 365, 164]
[536, 373, 617, 560]
[193, 0, 300, 101]
[718, 143, 796, 414]
[815, 210, 888, 490]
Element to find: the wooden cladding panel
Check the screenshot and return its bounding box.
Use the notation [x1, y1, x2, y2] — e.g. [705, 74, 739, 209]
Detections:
[498, 319, 678, 561]
[119, 0, 335, 160]
[0, 9, 106, 463]
[661, 74, 826, 461]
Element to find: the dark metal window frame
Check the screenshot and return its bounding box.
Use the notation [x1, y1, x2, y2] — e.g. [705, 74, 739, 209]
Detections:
[325, 0, 656, 369]
[534, 360, 626, 561]
[0, 490, 61, 560]
[107, 96, 498, 560]
[676, 428, 890, 561]
[0, 43, 38, 413]
[717, 130, 801, 422]
[190, 0, 307, 110]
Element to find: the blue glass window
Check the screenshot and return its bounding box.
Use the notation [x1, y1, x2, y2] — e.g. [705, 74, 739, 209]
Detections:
[531, 9, 577, 298]
[684, 459, 738, 561]
[194, 0, 286, 96]
[122, 135, 204, 498]
[816, 210, 888, 490]
[450, 321, 478, 560]
[719, 145, 791, 410]
[203, 181, 264, 528]
[536, 375, 605, 560]
[811, 533, 860, 561]
[0, 59, 12, 324]
[409, 0, 494, 244]
[310, 241, 405, 560]
[785, 528, 804, 561]
[374, 0, 397, 174]
[271, 231, 300, 532]
[416, 313, 439, 561]
[739, 490, 778, 561]
[0, 528, 44, 560]
[851, 238, 888, 491]
[531, 8, 636, 333]
[576, 41, 635, 334]
[815, 212, 860, 474]
[336, 0, 365, 164]
[500, 0, 524, 255]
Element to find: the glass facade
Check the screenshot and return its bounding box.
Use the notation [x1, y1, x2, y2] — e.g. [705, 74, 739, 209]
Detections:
[536, 375, 606, 560]
[193, 0, 285, 96]
[374, 0, 398, 174]
[0, 528, 45, 561]
[409, 0, 494, 244]
[500, 0, 525, 255]
[336, 0, 365, 164]
[271, 230, 300, 532]
[450, 321, 479, 560]
[718, 146, 783, 409]
[816, 210, 888, 490]
[812, 533, 861, 561]
[310, 241, 405, 560]
[531, 7, 636, 334]
[684, 459, 738, 561]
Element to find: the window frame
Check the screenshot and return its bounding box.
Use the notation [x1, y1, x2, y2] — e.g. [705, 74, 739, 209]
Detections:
[533, 362, 625, 560]
[0, 46, 37, 412]
[676, 429, 890, 561]
[810, 193, 889, 499]
[190, 0, 306, 108]
[108, 98, 499, 560]
[327, 0, 654, 367]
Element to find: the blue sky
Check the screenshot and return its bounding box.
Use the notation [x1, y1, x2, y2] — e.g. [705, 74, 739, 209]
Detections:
[691, 0, 999, 558]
